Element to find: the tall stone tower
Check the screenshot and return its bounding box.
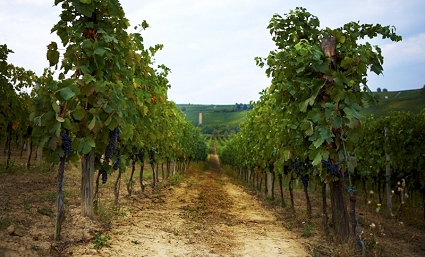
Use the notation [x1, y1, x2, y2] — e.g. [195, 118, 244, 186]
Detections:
[198, 112, 202, 125]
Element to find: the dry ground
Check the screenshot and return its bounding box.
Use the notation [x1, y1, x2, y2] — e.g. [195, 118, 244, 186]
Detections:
[1, 145, 425, 257]
[0, 150, 309, 256]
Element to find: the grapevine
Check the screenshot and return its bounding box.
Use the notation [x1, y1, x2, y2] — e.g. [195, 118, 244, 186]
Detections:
[113, 149, 121, 170]
[106, 127, 120, 159]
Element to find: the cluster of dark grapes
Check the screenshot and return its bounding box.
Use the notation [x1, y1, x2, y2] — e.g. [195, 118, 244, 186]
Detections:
[149, 150, 155, 165]
[113, 149, 121, 170]
[291, 161, 302, 171]
[105, 127, 120, 159]
[100, 168, 108, 184]
[60, 133, 72, 155]
[268, 164, 274, 173]
[321, 160, 340, 177]
[138, 151, 144, 163]
[299, 174, 309, 188]
[132, 145, 138, 153]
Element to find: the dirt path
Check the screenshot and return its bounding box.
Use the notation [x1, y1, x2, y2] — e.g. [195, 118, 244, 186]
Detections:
[0, 145, 309, 257]
[64, 151, 308, 256]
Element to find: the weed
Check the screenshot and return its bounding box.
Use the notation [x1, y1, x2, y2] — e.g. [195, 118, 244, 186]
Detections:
[23, 198, 31, 213]
[0, 218, 12, 230]
[265, 196, 281, 206]
[186, 179, 195, 187]
[301, 222, 315, 237]
[37, 207, 54, 217]
[172, 228, 180, 236]
[92, 231, 111, 249]
[96, 202, 114, 224]
[285, 221, 294, 229]
[168, 174, 184, 186]
[39, 191, 57, 202]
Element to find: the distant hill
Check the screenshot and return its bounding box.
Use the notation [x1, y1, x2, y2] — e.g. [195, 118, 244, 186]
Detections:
[178, 89, 424, 134]
[177, 104, 248, 135]
[360, 89, 425, 117]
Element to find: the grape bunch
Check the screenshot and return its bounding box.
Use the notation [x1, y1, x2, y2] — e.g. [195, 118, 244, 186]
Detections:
[138, 151, 144, 163]
[321, 160, 331, 169]
[113, 149, 121, 170]
[149, 150, 155, 164]
[100, 168, 108, 184]
[299, 174, 309, 188]
[105, 127, 120, 159]
[322, 160, 340, 177]
[291, 161, 302, 171]
[132, 145, 138, 153]
[268, 164, 274, 173]
[60, 133, 72, 155]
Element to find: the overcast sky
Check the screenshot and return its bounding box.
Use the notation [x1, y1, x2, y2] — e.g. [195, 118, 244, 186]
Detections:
[1, 0, 424, 104]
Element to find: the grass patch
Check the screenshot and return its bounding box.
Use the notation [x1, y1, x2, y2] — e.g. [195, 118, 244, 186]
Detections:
[92, 231, 111, 250]
[0, 217, 12, 230]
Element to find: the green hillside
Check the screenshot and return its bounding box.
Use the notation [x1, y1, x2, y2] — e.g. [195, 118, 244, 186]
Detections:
[177, 89, 424, 134]
[361, 89, 425, 117]
[177, 104, 249, 135]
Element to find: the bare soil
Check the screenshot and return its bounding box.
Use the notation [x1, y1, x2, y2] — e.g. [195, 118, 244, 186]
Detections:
[1, 145, 425, 257]
[0, 151, 309, 257]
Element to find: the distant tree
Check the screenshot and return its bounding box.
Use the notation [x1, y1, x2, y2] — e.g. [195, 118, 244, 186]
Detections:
[243, 104, 248, 110]
[377, 87, 382, 92]
[383, 88, 388, 92]
[181, 107, 186, 112]
[421, 85, 425, 97]
[235, 103, 241, 110]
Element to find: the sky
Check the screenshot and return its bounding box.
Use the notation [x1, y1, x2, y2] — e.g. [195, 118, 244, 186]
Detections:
[1, 0, 424, 104]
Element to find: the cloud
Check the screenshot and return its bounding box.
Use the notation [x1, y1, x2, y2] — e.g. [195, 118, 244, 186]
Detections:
[381, 33, 425, 67]
[1, 0, 424, 104]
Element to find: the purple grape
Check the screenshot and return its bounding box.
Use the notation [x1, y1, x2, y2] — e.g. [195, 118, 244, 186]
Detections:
[100, 168, 108, 184]
[60, 133, 72, 155]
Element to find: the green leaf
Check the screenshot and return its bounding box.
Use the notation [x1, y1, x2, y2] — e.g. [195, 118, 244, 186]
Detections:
[88, 116, 96, 130]
[94, 47, 106, 56]
[52, 102, 60, 114]
[83, 74, 96, 84]
[312, 150, 322, 166]
[56, 115, 65, 123]
[73, 0, 95, 17]
[46, 42, 59, 67]
[296, 66, 305, 73]
[78, 138, 95, 155]
[343, 107, 361, 119]
[313, 136, 324, 148]
[301, 120, 314, 136]
[341, 56, 352, 69]
[72, 106, 86, 120]
[49, 122, 61, 137]
[59, 87, 76, 100]
[319, 126, 332, 141]
[80, 65, 91, 74]
[334, 72, 348, 86]
[104, 115, 112, 126]
[63, 118, 72, 130]
[299, 99, 309, 113]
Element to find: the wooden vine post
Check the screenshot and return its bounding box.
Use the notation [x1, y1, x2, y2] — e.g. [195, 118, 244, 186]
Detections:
[81, 150, 94, 218]
[54, 155, 66, 240]
[384, 126, 392, 214]
[321, 37, 351, 242]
